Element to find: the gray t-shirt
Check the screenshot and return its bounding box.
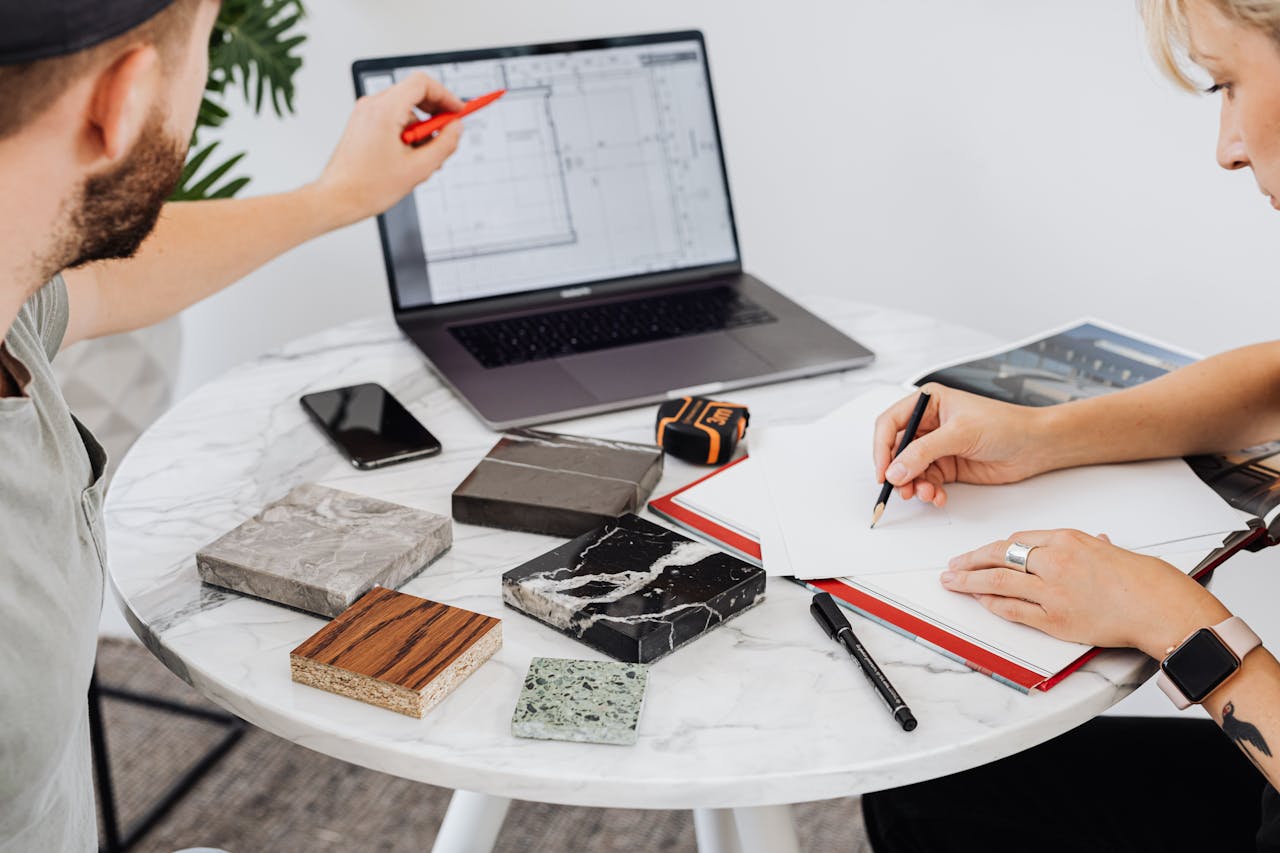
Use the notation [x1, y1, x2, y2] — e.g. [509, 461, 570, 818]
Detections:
[0, 275, 107, 852]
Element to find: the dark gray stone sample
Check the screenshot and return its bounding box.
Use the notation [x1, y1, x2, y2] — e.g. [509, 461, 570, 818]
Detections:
[452, 429, 663, 537]
[502, 513, 765, 663]
[196, 483, 452, 617]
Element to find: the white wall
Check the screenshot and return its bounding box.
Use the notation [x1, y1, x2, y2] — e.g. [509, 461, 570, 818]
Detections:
[145, 0, 1280, 714]
[179, 0, 1280, 399]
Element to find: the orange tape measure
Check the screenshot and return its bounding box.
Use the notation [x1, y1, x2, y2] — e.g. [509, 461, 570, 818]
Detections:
[655, 397, 749, 465]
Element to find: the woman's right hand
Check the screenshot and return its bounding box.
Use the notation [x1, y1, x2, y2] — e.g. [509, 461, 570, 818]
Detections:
[872, 384, 1056, 506]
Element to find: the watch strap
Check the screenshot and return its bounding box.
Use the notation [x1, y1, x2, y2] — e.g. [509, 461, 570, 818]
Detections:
[1216, 616, 1262, 658]
[1157, 616, 1261, 710]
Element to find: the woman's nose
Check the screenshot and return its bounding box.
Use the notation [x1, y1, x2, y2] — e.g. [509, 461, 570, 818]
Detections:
[1217, 106, 1249, 170]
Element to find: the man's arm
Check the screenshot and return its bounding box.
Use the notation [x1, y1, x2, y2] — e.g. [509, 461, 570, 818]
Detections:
[62, 71, 462, 348]
[64, 189, 342, 343]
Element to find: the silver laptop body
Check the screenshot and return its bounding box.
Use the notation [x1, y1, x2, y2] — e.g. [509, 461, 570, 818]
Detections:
[353, 31, 873, 429]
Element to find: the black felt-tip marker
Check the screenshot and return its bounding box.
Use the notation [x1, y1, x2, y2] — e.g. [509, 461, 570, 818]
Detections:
[810, 592, 917, 732]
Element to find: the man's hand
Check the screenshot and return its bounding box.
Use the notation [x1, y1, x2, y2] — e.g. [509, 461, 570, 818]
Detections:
[311, 71, 464, 229]
[62, 70, 466, 347]
[940, 529, 1231, 658]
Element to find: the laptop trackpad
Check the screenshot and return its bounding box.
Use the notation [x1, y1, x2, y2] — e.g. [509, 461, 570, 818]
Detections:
[558, 335, 772, 402]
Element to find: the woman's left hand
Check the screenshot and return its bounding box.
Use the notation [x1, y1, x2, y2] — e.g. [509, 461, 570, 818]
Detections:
[940, 529, 1231, 659]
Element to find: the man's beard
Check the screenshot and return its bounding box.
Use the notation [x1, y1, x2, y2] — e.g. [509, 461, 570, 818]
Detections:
[56, 109, 187, 272]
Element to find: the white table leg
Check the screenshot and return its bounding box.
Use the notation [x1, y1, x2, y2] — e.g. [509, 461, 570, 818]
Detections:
[732, 804, 801, 853]
[693, 807, 743, 853]
[430, 790, 512, 853]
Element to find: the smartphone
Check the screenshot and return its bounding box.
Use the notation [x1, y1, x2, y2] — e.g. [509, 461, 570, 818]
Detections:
[300, 383, 442, 470]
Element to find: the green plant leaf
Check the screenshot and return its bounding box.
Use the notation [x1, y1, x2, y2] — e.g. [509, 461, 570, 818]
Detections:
[171, 0, 305, 202]
[170, 141, 251, 201]
[209, 0, 307, 118]
[196, 95, 229, 131]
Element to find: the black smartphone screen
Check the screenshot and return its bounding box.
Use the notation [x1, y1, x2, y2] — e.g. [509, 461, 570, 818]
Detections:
[300, 383, 441, 469]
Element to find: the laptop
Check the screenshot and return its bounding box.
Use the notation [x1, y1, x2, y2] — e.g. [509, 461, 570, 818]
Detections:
[353, 31, 873, 429]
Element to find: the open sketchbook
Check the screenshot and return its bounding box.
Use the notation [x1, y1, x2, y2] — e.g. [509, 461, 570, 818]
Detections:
[650, 319, 1277, 692]
[650, 454, 1262, 691]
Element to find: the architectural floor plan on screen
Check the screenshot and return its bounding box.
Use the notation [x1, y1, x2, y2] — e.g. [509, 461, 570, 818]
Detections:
[393, 40, 738, 304]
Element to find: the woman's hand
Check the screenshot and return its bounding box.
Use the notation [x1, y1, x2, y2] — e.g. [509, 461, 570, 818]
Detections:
[311, 71, 465, 229]
[872, 384, 1056, 506]
[940, 529, 1231, 658]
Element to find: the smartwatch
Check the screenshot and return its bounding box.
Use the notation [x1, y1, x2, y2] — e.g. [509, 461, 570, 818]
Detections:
[1157, 616, 1261, 710]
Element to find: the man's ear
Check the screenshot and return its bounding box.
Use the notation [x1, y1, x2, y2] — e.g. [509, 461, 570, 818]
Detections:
[84, 45, 159, 163]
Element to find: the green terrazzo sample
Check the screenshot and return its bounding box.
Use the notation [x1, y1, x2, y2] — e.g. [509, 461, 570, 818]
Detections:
[511, 657, 648, 746]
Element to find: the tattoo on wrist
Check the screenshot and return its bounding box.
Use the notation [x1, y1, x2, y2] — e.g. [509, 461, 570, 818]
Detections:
[1221, 701, 1272, 771]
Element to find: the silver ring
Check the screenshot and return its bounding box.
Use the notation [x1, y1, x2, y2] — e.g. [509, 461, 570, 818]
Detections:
[1005, 541, 1037, 571]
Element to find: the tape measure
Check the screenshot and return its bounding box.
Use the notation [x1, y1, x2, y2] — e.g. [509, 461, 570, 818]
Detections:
[655, 397, 749, 465]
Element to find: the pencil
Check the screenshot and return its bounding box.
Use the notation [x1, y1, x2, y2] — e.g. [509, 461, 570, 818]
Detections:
[870, 389, 932, 529]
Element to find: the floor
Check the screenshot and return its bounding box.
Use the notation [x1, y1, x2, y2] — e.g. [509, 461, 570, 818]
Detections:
[93, 638, 873, 852]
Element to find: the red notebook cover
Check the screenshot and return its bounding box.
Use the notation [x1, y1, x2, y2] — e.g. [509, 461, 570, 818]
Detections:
[649, 458, 1264, 693]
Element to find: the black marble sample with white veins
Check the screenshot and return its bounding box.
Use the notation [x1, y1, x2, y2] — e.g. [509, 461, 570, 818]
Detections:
[502, 514, 765, 663]
[196, 483, 452, 618]
[452, 429, 664, 537]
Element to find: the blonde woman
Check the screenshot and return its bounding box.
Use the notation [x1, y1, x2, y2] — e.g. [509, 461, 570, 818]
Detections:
[863, 1, 1280, 849]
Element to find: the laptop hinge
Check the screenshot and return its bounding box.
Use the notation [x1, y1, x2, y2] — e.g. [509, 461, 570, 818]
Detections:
[394, 264, 745, 327]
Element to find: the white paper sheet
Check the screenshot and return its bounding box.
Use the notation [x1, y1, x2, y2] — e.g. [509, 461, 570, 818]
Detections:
[673, 458, 798, 575]
[674, 460, 763, 539]
[669, 453, 1236, 578]
[753, 385, 1249, 580]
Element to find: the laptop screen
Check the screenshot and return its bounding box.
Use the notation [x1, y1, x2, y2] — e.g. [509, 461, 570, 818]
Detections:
[355, 33, 741, 311]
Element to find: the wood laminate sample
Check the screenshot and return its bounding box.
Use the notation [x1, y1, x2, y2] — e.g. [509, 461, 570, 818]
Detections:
[290, 587, 501, 718]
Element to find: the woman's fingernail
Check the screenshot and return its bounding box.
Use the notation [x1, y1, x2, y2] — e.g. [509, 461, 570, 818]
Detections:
[940, 571, 955, 583]
[887, 462, 906, 482]
[947, 556, 959, 569]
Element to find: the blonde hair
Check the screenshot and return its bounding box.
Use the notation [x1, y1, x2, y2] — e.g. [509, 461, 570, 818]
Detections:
[1142, 0, 1280, 90]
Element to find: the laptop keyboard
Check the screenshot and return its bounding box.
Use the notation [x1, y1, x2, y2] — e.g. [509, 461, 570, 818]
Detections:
[449, 286, 778, 369]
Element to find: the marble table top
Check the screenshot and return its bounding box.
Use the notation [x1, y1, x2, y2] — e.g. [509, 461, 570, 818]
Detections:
[105, 296, 1157, 809]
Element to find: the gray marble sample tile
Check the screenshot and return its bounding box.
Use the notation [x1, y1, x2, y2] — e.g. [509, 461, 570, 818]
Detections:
[196, 484, 451, 617]
[453, 429, 663, 538]
[511, 657, 648, 746]
[502, 514, 766, 663]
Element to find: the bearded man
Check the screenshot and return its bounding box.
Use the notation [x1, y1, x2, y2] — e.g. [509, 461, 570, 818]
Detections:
[0, 2, 463, 849]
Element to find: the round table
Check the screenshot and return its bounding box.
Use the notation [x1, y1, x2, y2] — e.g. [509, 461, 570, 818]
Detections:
[105, 296, 1156, 853]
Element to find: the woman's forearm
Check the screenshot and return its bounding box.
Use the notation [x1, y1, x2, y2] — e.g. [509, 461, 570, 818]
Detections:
[1037, 342, 1280, 470]
[1205, 649, 1280, 790]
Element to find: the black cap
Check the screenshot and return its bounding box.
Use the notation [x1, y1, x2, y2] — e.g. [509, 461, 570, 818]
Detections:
[894, 707, 918, 732]
[810, 592, 852, 640]
[0, 0, 178, 65]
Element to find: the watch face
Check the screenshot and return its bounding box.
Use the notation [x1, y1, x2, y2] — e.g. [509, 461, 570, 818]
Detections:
[1162, 628, 1240, 703]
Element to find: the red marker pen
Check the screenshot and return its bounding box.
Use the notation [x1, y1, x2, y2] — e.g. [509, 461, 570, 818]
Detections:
[401, 88, 506, 146]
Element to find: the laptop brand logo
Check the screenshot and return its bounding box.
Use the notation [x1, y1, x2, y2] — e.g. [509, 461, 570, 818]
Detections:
[560, 286, 592, 299]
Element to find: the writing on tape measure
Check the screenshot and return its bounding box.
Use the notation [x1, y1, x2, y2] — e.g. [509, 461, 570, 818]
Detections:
[654, 396, 749, 465]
